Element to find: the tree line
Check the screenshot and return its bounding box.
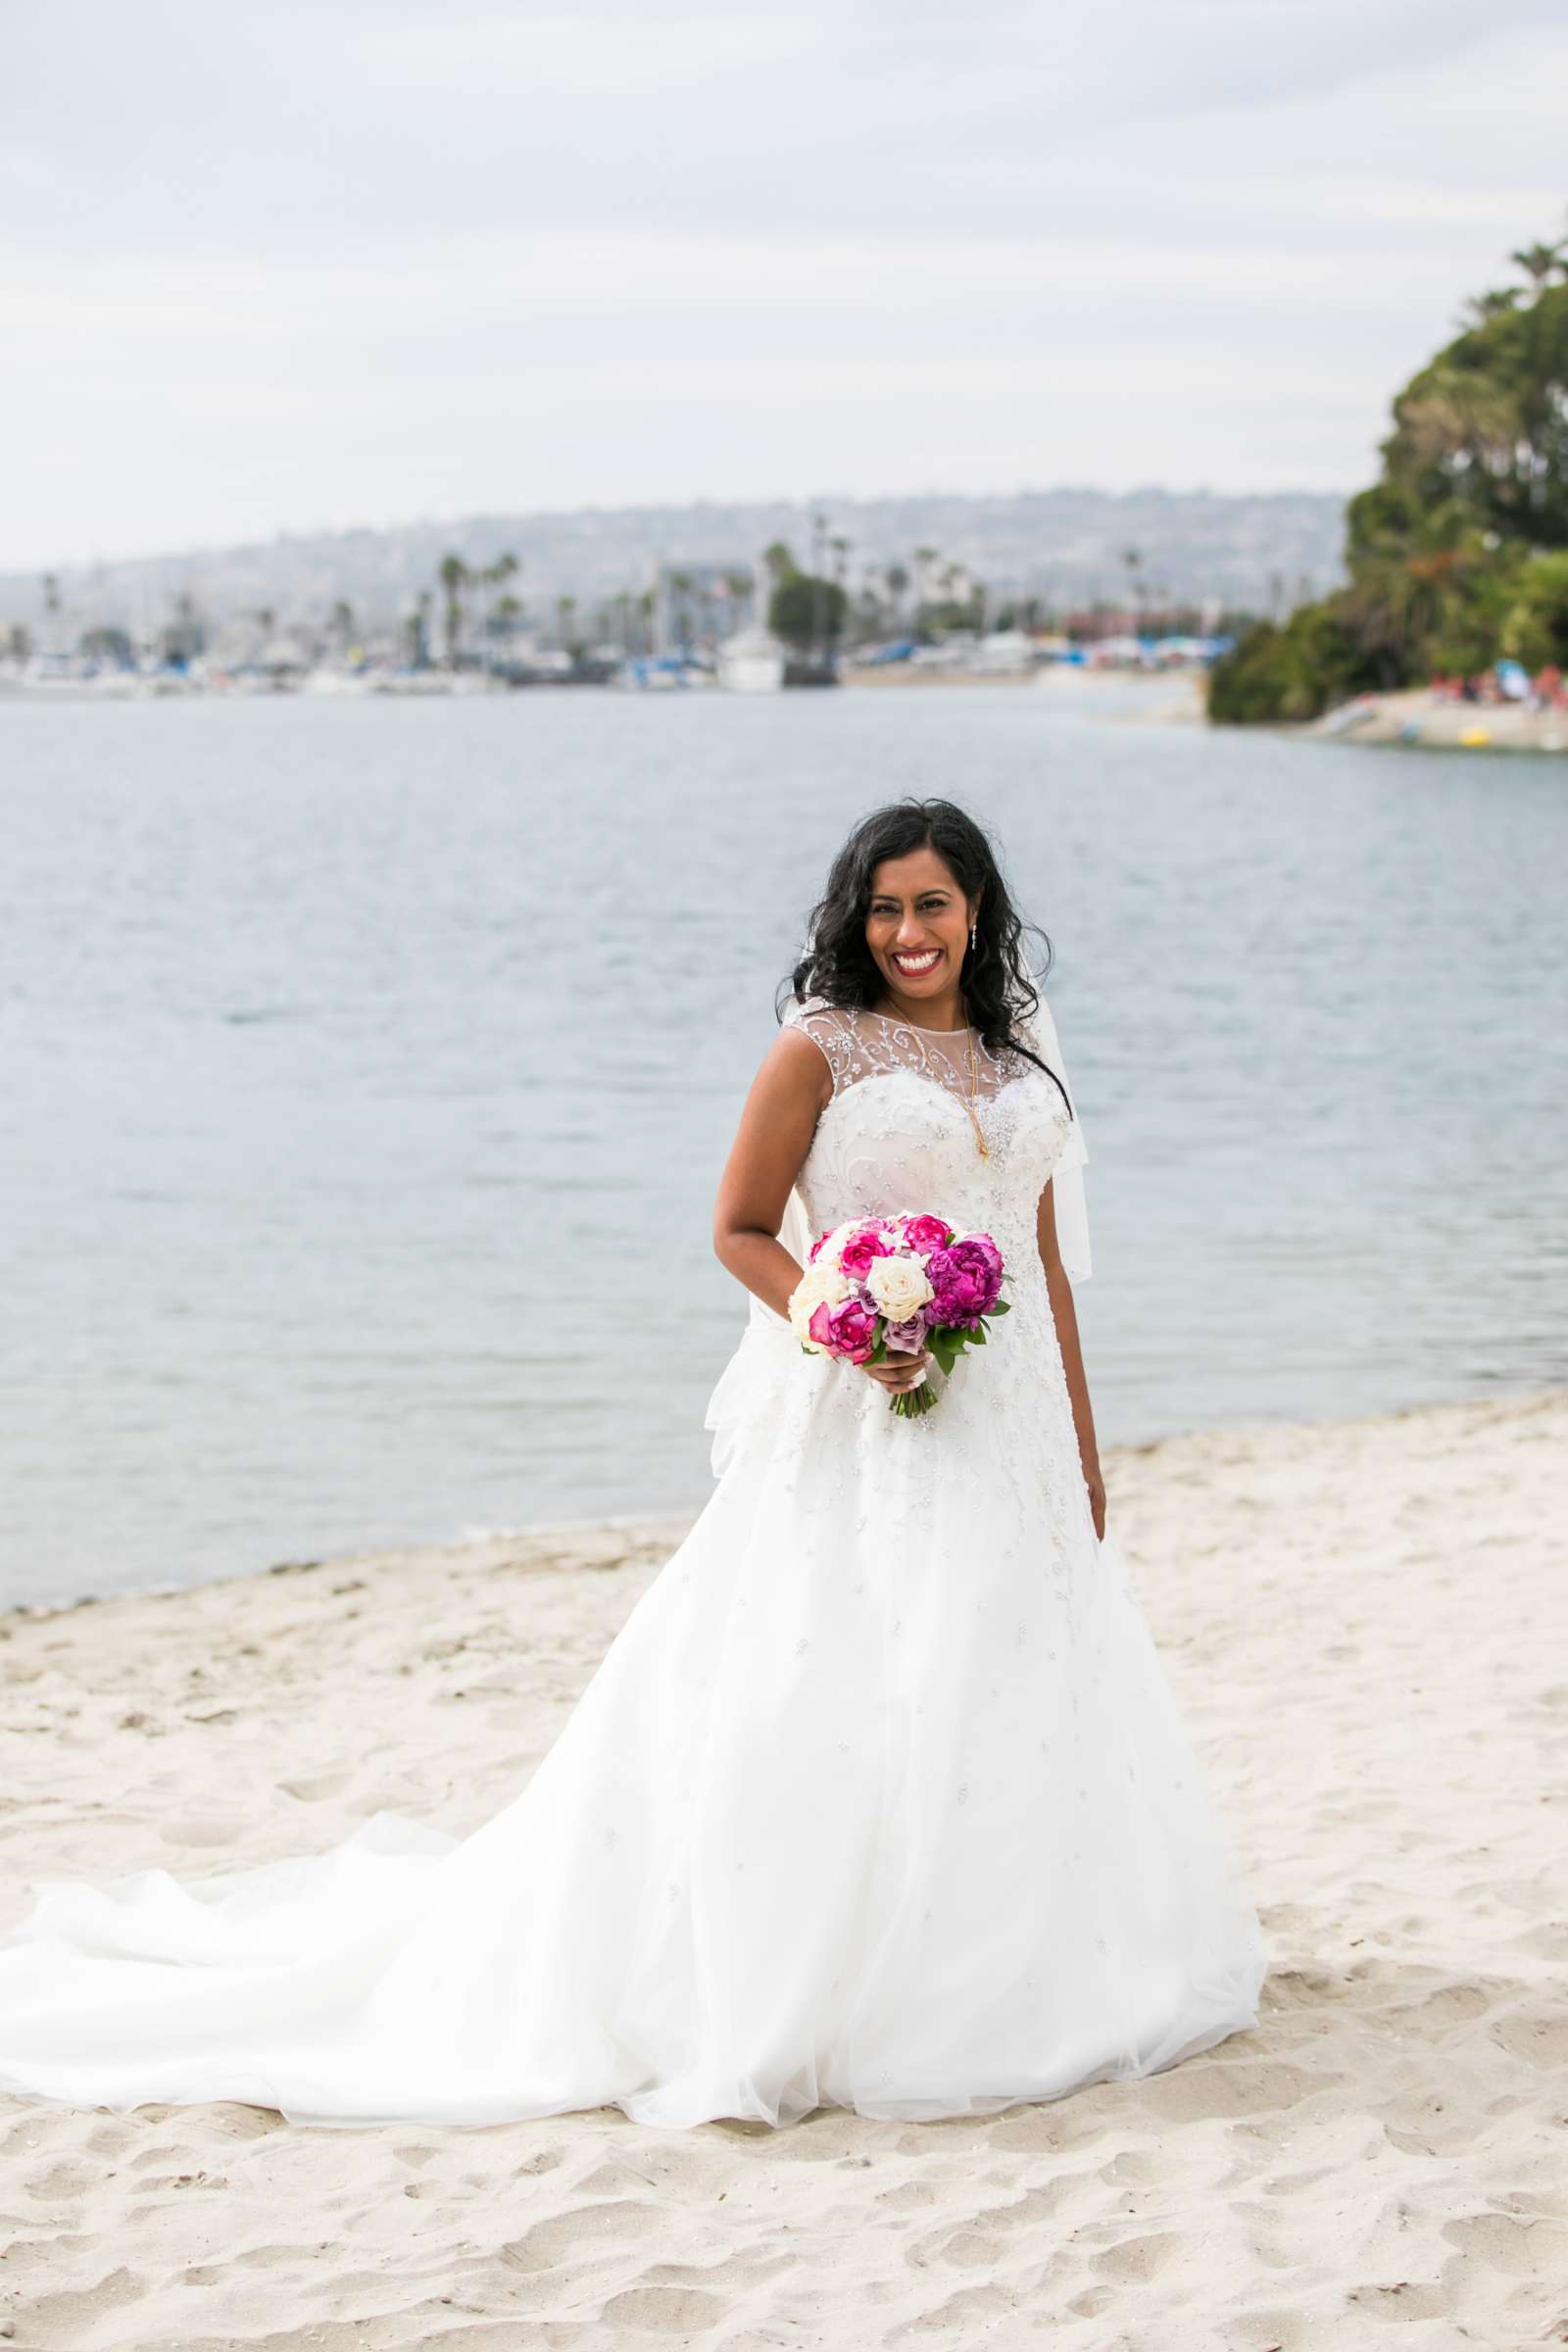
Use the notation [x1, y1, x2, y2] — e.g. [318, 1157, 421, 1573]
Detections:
[1210, 221, 1568, 723]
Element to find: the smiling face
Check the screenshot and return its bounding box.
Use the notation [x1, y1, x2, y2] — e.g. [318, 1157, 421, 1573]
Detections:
[864, 844, 976, 1017]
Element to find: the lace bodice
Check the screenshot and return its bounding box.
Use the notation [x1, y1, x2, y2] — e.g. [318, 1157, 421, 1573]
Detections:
[693, 989, 1099, 1570]
[781, 996, 1075, 1264]
[778, 995, 1079, 1384]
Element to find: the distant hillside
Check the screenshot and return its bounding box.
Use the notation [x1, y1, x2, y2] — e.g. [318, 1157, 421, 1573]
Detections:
[1, 487, 1348, 637]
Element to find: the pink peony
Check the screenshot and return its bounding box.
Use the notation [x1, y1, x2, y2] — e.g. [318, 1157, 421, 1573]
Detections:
[838, 1223, 894, 1282]
[898, 1212, 953, 1256]
[926, 1233, 1004, 1328]
[824, 1296, 879, 1362]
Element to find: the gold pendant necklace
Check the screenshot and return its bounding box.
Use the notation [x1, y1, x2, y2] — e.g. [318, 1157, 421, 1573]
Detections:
[965, 1026, 991, 1159]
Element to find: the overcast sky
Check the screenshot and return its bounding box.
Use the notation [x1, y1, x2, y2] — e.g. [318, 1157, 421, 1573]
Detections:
[5, 0, 1564, 568]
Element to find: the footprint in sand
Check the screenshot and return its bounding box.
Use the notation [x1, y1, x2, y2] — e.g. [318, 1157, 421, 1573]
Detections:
[600, 2283, 725, 2332]
[499, 2197, 662, 2276]
[277, 1769, 355, 1803]
[1444, 2212, 1568, 2278]
[1091, 2230, 1182, 2283]
[156, 1814, 246, 1848]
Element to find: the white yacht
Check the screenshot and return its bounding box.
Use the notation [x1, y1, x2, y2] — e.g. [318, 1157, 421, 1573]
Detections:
[717, 625, 785, 693]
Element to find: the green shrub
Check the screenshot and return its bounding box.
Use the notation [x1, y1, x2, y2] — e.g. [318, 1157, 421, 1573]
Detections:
[1207, 603, 1381, 725]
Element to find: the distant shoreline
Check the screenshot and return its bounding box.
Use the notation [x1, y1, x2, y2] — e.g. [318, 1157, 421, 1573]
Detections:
[1301, 686, 1568, 754]
[843, 665, 1208, 719]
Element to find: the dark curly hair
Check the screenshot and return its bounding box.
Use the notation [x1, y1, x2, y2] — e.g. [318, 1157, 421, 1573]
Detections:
[779, 797, 1070, 1111]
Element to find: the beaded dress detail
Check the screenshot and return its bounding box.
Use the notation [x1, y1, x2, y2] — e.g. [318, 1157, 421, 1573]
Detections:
[0, 997, 1266, 2131]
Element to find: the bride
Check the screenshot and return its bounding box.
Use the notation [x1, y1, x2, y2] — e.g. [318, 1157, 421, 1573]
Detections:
[0, 797, 1266, 2132]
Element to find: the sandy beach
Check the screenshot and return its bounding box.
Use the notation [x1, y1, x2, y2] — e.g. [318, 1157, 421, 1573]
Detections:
[1304, 687, 1568, 754]
[3, 1389, 1564, 2349]
[842, 664, 1208, 724]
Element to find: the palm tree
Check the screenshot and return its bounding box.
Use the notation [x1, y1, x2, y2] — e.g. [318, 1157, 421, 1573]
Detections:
[475, 552, 520, 667]
[1462, 287, 1523, 327]
[1121, 547, 1143, 631]
[1509, 237, 1568, 289]
[438, 555, 470, 667]
[556, 593, 578, 651]
[723, 569, 754, 633]
[330, 600, 355, 656]
[667, 570, 696, 652]
[912, 546, 940, 611]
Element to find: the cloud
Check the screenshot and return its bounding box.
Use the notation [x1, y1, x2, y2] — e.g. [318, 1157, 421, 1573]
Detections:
[2, 0, 1564, 563]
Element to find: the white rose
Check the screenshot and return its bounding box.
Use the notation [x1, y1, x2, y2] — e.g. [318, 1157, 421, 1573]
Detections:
[865, 1253, 935, 1325]
[788, 1261, 850, 1348]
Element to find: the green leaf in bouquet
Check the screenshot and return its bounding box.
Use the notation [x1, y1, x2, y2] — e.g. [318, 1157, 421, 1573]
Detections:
[988, 1298, 1011, 1316]
[968, 1321, 987, 1346]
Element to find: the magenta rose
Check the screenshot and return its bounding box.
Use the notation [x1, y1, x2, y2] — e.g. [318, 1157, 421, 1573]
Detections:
[838, 1224, 894, 1282]
[808, 1229, 835, 1263]
[926, 1233, 1004, 1328]
[824, 1296, 879, 1362]
[898, 1212, 953, 1256]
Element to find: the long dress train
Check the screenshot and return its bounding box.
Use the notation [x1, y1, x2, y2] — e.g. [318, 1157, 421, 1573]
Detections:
[0, 996, 1266, 2130]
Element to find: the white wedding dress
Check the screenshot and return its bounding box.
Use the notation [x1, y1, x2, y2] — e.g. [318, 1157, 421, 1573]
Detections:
[0, 997, 1266, 2131]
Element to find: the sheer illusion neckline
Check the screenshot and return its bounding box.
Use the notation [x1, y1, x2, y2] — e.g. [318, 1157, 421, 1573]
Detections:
[865, 1007, 972, 1038]
[785, 995, 1041, 1109]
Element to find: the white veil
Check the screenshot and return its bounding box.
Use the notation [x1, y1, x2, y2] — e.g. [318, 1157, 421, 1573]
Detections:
[1027, 991, 1092, 1285]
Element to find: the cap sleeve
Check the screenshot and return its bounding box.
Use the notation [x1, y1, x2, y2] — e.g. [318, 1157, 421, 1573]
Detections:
[779, 994, 854, 1097]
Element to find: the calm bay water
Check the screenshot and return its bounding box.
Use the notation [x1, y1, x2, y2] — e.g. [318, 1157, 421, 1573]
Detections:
[2, 683, 1564, 1608]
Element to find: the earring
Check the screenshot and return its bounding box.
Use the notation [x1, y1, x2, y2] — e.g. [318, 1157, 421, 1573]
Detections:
[969, 922, 977, 956]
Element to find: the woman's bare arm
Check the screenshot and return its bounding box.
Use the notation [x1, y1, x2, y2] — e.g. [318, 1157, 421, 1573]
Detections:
[712, 1030, 928, 1395]
[712, 1031, 831, 1319]
[1037, 1178, 1107, 1541]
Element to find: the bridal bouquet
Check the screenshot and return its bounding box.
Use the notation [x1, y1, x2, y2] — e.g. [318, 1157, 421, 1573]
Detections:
[788, 1212, 1008, 1418]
